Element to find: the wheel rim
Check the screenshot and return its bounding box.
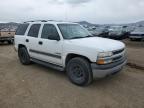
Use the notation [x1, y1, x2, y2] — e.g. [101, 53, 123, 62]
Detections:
[69, 64, 86, 84]
[73, 66, 84, 78]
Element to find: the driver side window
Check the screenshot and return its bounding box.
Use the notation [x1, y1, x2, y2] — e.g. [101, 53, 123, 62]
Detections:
[41, 24, 60, 40]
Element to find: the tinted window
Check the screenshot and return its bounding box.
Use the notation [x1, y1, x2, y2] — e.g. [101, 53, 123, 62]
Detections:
[28, 24, 41, 37]
[41, 24, 59, 39]
[16, 23, 29, 35]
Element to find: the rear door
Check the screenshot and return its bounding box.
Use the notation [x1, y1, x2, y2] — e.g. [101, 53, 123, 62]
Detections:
[25, 24, 41, 59]
[14, 23, 29, 50]
[38, 24, 63, 66]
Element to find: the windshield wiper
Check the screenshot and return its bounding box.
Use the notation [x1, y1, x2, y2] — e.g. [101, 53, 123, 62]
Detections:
[70, 37, 84, 39]
[68, 35, 94, 39]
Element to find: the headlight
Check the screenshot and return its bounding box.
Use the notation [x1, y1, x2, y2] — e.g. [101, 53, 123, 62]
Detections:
[98, 52, 113, 58]
[97, 52, 113, 65]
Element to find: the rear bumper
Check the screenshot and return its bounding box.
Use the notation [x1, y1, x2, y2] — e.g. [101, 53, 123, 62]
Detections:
[91, 58, 127, 79]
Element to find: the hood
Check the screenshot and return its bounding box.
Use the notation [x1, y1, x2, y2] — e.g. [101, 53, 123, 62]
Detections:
[110, 31, 123, 34]
[68, 37, 125, 52]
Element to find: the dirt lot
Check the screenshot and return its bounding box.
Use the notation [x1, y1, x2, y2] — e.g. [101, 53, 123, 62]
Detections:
[123, 39, 144, 68]
[0, 43, 144, 108]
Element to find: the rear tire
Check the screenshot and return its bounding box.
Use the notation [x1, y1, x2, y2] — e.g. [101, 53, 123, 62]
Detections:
[18, 47, 31, 65]
[8, 40, 12, 44]
[0, 40, 5, 43]
[66, 57, 93, 86]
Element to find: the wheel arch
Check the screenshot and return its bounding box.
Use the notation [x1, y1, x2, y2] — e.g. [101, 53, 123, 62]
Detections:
[65, 53, 91, 66]
[18, 44, 26, 49]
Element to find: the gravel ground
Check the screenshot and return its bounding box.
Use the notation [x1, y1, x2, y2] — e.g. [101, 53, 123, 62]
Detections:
[123, 39, 144, 68]
[0, 44, 144, 108]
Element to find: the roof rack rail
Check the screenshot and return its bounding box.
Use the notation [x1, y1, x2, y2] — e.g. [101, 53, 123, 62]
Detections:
[23, 20, 62, 23]
[24, 20, 48, 23]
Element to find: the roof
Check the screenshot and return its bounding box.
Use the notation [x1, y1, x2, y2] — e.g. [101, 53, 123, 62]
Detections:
[23, 20, 77, 25]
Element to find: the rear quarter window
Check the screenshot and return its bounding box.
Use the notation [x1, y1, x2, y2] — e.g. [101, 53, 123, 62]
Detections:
[16, 23, 29, 35]
[27, 24, 41, 38]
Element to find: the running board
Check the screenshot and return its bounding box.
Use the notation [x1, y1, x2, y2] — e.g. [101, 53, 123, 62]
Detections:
[31, 58, 64, 71]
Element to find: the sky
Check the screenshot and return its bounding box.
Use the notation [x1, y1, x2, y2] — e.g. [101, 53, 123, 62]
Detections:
[0, 0, 144, 24]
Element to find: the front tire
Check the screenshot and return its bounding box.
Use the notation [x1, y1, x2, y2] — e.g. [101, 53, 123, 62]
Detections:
[18, 47, 31, 65]
[66, 57, 93, 86]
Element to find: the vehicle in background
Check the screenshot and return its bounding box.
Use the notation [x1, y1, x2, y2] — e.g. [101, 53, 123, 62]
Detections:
[108, 26, 127, 40]
[129, 27, 144, 41]
[88, 27, 109, 37]
[88, 29, 97, 36]
[0, 28, 15, 44]
[122, 26, 131, 37]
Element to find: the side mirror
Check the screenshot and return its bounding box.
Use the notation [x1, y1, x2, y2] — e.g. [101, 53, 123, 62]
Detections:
[48, 35, 60, 41]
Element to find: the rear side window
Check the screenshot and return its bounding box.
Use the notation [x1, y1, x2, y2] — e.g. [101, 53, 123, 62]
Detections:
[28, 24, 41, 38]
[16, 23, 29, 35]
[41, 24, 59, 39]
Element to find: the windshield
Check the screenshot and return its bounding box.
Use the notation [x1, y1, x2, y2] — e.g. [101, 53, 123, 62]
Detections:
[110, 26, 123, 31]
[58, 24, 92, 39]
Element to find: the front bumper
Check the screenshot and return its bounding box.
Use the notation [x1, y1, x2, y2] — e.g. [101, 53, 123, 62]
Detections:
[91, 58, 127, 79]
[129, 36, 143, 39]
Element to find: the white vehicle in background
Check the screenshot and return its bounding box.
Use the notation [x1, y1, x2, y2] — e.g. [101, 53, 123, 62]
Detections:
[14, 20, 127, 86]
[129, 27, 144, 41]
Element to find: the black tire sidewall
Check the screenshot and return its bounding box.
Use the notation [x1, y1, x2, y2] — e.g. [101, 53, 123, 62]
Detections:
[18, 47, 30, 65]
[66, 57, 92, 86]
[8, 40, 12, 44]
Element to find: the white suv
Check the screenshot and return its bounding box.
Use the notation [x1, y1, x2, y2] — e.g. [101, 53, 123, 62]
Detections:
[14, 20, 127, 86]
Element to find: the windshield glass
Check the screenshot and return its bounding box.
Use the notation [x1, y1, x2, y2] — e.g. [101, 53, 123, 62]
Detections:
[110, 26, 123, 31]
[58, 24, 92, 39]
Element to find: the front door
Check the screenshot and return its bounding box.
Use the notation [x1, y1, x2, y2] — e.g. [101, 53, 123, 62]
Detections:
[38, 24, 63, 66]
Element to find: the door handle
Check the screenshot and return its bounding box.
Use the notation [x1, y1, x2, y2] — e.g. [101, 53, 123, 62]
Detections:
[38, 41, 43, 45]
[26, 39, 29, 42]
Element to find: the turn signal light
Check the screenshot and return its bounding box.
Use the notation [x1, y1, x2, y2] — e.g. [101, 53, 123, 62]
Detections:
[97, 59, 105, 65]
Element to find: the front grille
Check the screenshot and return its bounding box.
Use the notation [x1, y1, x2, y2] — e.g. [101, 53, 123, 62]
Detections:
[113, 48, 124, 55]
[113, 55, 123, 62]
